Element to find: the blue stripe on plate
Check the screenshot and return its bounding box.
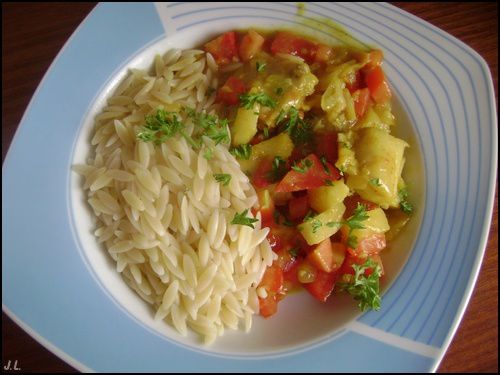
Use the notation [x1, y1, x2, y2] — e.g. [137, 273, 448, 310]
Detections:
[333, 2, 463, 340]
[363, 2, 491, 347]
[3, 2, 495, 372]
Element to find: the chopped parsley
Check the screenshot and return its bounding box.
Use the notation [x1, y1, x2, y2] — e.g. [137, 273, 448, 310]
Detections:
[277, 106, 313, 146]
[186, 108, 230, 145]
[288, 247, 299, 258]
[303, 210, 315, 222]
[326, 203, 369, 248]
[203, 146, 213, 160]
[324, 179, 334, 186]
[320, 156, 330, 175]
[229, 144, 252, 160]
[344, 203, 370, 248]
[275, 87, 284, 96]
[267, 156, 288, 182]
[137, 109, 196, 147]
[230, 209, 259, 229]
[291, 158, 313, 174]
[337, 258, 382, 311]
[398, 187, 414, 215]
[213, 173, 231, 186]
[311, 218, 322, 233]
[240, 92, 277, 109]
[256, 61, 266, 72]
[369, 178, 382, 187]
[263, 127, 269, 139]
[138, 108, 231, 150]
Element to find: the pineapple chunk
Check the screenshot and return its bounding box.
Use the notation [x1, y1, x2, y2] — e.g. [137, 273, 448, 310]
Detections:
[308, 179, 350, 212]
[237, 132, 294, 174]
[298, 203, 346, 245]
[231, 106, 259, 146]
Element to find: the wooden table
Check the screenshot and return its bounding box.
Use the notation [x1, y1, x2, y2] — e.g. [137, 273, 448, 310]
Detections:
[2, 2, 497, 372]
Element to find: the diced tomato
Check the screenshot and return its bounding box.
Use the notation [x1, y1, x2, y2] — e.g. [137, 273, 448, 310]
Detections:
[340, 253, 384, 277]
[344, 232, 386, 258]
[283, 259, 301, 293]
[267, 225, 296, 251]
[253, 158, 273, 189]
[315, 132, 338, 165]
[258, 263, 284, 317]
[257, 189, 275, 228]
[270, 32, 318, 63]
[303, 267, 338, 302]
[307, 238, 334, 273]
[288, 195, 310, 221]
[275, 154, 341, 193]
[346, 70, 364, 93]
[366, 50, 384, 69]
[364, 65, 392, 104]
[314, 43, 332, 63]
[216, 76, 247, 106]
[239, 29, 265, 61]
[204, 31, 239, 65]
[343, 194, 378, 218]
[259, 294, 278, 317]
[276, 245, 300, 273]
[260, 264, 284, 294]
[353, 88, 371, 118]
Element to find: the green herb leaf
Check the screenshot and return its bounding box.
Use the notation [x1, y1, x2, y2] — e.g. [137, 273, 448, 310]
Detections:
[275, 87, 284, 96]
[343, 203, 369, 248]
[187, 110, 230, 145]
[291, 158, 313, 174]
[288, 247, 299, 258]
[398, 187, 414, 215]
[203, 147, 213, 160]
[279, 106, 313, 146]
[256, 62, 266, 72]
[337, 258, 382, 311]
[267, 156, 287, 182]
[369, 178, 382, 187]
[213, 173, 231, 186]
[303, 210, 315, 222]
[137, 109, 184, 145]
[311, 218, 322, 233]
[324, 179, 334, 186]
[240, 92, 277, 109]
[230, 144, 252, 160]
[263, 127, 269, 139]
[230, 209, 259, 228]
[320, 156, 331, 175]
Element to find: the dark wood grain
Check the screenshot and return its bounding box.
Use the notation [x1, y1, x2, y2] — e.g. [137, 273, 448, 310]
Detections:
[2, 2, 497, 373]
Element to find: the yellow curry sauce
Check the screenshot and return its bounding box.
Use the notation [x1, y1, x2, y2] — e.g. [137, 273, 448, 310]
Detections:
[203, 29, 413, 317]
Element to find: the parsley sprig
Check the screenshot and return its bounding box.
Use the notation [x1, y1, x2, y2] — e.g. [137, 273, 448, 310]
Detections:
[229, 144, 252, 160]
[277, 106, 313, 146]
[137, 108, 230, 149]
[267, 156, 288, 182]
[256, 62, 266, 72]
[230, 209, 259, 229]
[186, 108, 230, 145]
[291, 158, 313, 174]
[337, 258, 382, 311]
[240, 92, 277, 110]
[137, 109, 198, 147]
[327, 203, 369, 248]
[398, 187, 414, 215]
[213, 173, 231, 186]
